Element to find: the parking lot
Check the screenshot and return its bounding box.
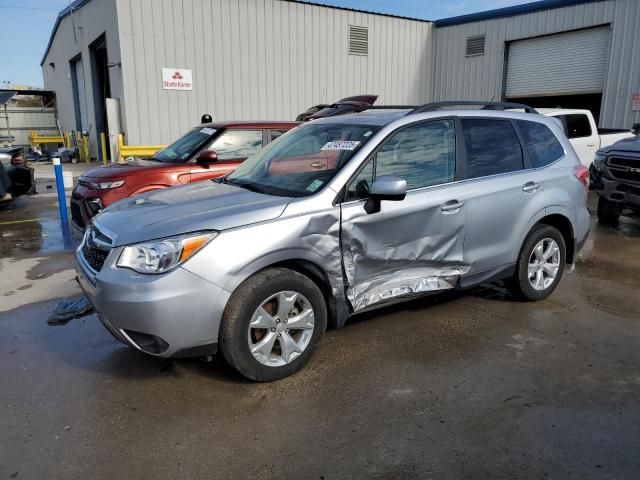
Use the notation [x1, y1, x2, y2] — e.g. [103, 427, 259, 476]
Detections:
[1, 164, 639, 479]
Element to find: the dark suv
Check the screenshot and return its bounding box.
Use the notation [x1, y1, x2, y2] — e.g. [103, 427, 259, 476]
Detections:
[590, 135, 640, 224]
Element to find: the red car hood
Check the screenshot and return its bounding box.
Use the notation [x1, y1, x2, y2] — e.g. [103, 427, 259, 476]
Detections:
[82, 158, 186, 179]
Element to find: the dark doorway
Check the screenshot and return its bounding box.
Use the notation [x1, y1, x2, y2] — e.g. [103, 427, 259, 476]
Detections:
[506, 93, 603, 124]
[90, 34, 111, 162]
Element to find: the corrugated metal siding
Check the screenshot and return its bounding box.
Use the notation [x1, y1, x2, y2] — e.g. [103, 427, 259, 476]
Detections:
[434, 0, 640, 129]
[41, 0, 123, 156]
[505, 27, 610, 97]
[116, 0, 434, 145]
[0, 107, 58, 146]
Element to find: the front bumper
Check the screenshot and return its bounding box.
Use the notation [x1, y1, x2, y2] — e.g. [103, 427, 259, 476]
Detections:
[76, 249, 231, 358]
[593, 176, 640, 211]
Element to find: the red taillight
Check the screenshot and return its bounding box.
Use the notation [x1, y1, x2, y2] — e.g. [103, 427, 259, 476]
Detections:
[573, 165, 589, 190]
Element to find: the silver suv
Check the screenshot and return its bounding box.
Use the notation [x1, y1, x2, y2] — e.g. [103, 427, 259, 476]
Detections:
[76, 101, 591, 381]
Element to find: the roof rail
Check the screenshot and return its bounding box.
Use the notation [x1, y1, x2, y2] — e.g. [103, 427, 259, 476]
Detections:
[410, 101, 539, 114]
[368, 105, 417, 110]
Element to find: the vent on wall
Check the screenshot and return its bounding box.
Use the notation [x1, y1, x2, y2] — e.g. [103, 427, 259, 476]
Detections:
[349, 25, 369, 56]
[466, 35, 486, 56]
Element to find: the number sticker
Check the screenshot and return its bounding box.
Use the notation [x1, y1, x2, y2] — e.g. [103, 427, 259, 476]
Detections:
[200, 127, 215, 135]
[321, 141, 361, 151]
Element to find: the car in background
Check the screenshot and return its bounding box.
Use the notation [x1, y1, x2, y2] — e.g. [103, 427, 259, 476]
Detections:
[537, 109, 634, 167]
[70, 121, 298, 229]
[296, 95, 378, 121]
[76, 101, 590, 381]
[0, 146, 36, 202]
[590, 135, 640, 224]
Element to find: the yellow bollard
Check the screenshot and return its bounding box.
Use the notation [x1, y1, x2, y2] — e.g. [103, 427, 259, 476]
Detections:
[84, 135, 90, 163]
[100, 132, 108, 165]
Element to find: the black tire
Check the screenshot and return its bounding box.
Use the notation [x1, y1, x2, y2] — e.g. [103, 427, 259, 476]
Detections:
[219, 267, 327, 382]
[597, 197, 620, 225]
[509, 224, 566, 301]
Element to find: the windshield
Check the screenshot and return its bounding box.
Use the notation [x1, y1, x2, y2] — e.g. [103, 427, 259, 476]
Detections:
[226, 123, 380, 197]
[153, 127, 217, 163]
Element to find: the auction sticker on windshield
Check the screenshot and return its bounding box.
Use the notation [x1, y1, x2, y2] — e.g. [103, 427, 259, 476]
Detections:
[200, 127, 215, 135]
[306, 179, 324, 192]
[321, 141, 360, 151]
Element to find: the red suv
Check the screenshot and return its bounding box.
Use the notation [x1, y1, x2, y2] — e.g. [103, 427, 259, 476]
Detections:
[70, 121, 298, 229]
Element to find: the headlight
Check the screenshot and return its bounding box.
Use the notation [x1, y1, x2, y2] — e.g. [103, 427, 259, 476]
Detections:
[87, 180, 125, 190]
[117, 232, 217, 274]
[592, 154, 606, 171]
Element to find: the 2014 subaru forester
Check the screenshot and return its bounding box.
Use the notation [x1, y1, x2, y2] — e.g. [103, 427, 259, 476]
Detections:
[76, 101, 590, 381]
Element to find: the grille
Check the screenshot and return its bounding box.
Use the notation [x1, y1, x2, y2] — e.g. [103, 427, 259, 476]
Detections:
[81, 224, 113, 272]
[466, 35, 486, 56]
[608, 169, 640, 183]
[70, 202, 85, 229]
[348, 25, 368, 56]
[82, 242, 109, 272]
[608, 157, 640, 169]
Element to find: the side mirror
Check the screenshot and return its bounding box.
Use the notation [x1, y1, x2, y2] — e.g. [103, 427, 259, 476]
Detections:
[364, 176, 406, 214]
[197, 150, 218, 166]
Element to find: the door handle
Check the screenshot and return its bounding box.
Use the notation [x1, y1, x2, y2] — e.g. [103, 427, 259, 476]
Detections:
[586, 143, 596, 147]
[310, 161, 324, 169]
[522, 182, 540, 193]
[441, 200, 465, 212]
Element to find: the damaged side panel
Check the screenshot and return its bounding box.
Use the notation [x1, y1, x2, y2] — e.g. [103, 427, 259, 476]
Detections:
[340, 184, 471, 312]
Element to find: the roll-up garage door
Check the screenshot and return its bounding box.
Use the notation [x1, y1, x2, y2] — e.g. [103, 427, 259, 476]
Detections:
[73, 58, 89, 131]
[505, 27, 610, 98]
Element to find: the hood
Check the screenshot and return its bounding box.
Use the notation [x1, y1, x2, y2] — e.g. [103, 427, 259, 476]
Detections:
[598, 136, 640, 156]
[93, 181, 291, 246]
[81, 158, 185, 179]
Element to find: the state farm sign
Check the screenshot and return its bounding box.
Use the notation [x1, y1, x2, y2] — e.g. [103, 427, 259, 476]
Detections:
[161, 68, 193, 91]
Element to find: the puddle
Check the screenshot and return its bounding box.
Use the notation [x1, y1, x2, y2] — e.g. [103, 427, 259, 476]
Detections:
[0, 196, 79, 257]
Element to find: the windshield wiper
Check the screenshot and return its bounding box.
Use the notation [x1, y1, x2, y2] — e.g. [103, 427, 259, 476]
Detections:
[217, 177, 268, 194]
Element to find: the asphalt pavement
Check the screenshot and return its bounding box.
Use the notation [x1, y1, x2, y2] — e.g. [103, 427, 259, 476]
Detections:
[1, 182, 639, 479]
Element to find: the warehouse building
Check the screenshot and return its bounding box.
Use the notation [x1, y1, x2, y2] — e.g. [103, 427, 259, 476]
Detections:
[41, 0, 640, 160]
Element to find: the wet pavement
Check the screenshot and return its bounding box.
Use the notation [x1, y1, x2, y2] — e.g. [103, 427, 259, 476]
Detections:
[1, 192, 639, 479]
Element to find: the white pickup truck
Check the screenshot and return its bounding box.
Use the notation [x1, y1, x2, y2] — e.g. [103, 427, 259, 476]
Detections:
[537, 109, 634, 167]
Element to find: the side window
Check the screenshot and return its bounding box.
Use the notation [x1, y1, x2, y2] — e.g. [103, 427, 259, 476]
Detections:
[269, 130, 288, 142]
[208, 130, 263, 160]
[560, 114, 592, 138]
[346, 161, 374, 200]
[375, 119, 456, 190]
[516, 120, 565, 168]
[461, 119, 523, 178]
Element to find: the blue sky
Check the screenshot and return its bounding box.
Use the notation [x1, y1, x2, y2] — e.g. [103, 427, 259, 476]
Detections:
[0, 0, 535, 88]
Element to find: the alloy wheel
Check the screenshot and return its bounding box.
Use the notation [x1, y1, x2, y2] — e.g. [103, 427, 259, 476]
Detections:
[527, 238, 561, 291]
[247, 291, 315, 367]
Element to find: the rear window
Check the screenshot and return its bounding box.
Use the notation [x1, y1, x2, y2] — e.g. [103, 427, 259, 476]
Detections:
[560, 114, 592, 139]
[461, 119, 524, 178]
[516, 120, 565, 168]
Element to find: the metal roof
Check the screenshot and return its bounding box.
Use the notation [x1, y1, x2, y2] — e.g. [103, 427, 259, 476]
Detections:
[40, 0, 92, 66]
[0, 91, 16, 107]
[435, 0, 605, 27]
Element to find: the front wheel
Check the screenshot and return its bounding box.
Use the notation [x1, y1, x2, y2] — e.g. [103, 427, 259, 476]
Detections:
[508, 224, 566, 301]
[219, 268, 327, 382]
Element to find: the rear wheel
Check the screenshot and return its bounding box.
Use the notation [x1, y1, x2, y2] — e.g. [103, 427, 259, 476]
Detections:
[219, 268, 327, 382]
[509, 224, 566, 301]
[597, 197, 620, 225]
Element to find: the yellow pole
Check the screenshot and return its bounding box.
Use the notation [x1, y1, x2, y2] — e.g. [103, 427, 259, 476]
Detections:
[118, 133, 124, 161]
[100, 132, 108, 165]
[84, 135, 90, 163]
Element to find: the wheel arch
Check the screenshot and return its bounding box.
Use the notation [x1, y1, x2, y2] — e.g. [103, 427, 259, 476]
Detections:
[246, 258, 349, 330]
[535, 213, 575, 264]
